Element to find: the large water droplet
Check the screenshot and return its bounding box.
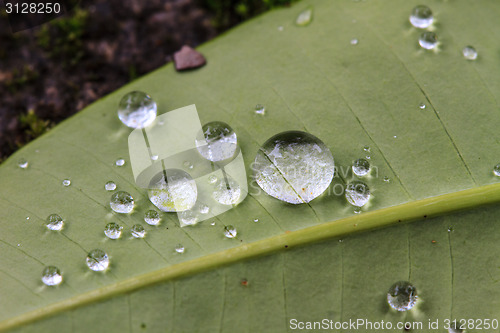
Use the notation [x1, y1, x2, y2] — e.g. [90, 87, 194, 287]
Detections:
[224, 225, 237, 238]
[254, 131, 335, 204]
[86, 249, 109, 271]
[62, 179, 71, 187]
[46, 214, 64, 231]
[419, 31, 438, 50]
[295, 6, 313, 26]
[352, 158, 370, 176]
[144, 210, 161, 226]
[117, 91, 157, 129]
[105, 181, 117, 191]
[148, 170, 197, 212]
[104, 223, 122, 239]
[213, 177, 241, 205]
[196, 121, 237, 162]
[18, 159, 28, 169]
[409, 5, 433, 28]
[41, 266, 62, 286]
[110, 191, 134, 214]
[254, 104, 266, 115]
[115, 158, 125, 167]
[175, 244, 185, 253]
[345, 181, 370, 207]
[387, 281, 417, 311]
[493, 164, 500, 176]
[131, 224, 146, 238]
[462, 45, 477, 60]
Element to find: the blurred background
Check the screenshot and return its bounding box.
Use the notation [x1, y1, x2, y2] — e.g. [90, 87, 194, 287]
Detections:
[0, 0, 295, 162]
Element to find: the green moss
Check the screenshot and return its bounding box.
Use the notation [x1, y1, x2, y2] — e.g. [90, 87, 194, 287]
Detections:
[18, 109, 53, 143]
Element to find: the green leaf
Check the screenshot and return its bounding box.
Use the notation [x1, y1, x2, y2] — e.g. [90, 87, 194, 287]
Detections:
[2, 0, 500, 331]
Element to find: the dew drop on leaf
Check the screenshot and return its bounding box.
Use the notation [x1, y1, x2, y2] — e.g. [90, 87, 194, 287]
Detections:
[419, 31, 438, 50]
[41, 266, 62, 286]
[117, 91, 157, 129]
[45, 214, 64, 231]
[18, 159, 28, 169]
[419, 103, 426, 109]
[224, 225, 237, 238]
[105, 181, 117, 191]
[62, 179, 71, 187]
[493, 164, 500, 176]
[175, 244, 185, 254]
[409, 5, 433, 28]
[86, 249, 109, 271]
[110, 191, 134, 214]
[462, 46, 478, 60]
[104, 223, 122, 239]
[196, 121, 238, 162]
[295, 6, 313, 26]
[148, 170, 197, 212]
[254, 104, 266, 115]
[345, 181, 370, 207]
[115, 158, 125, 167]
[144, 210, 161, 226]
[213, 177, 242, 205]
[387, 281, 418, 311]
[350, 38, 358, 45]
[352, 158, 370, 176]
[131, 224, 146, 238]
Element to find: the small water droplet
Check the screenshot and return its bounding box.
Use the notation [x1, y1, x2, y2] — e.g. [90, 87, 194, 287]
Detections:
[18, 159, 28, 169]
[254, 131, 335, 204]
[17, 244, 20, 247]
[295, 6, 313, 26]
[110, 191, 134, 214]
[213, 177, 242, 205]
[41, 266, 62, 286]
[278, 26, 284, 31]
[46, 214, 64, 231]
[208, 175, 218, 184]
[151, 155, 159, 161]
[363, 146, 370, 152]
[383, 176, 391, 183]
[26, 216, 30, 220]
[117, 91, 157, 129]
[409, 5, 433, 28]
[86, 249, 109, 271]
[105, 181, 117, 191]
[448, 226, 453, 232]
[448, 322, 465, 333]
[148, 170, 197, 212]
[353, 207, 362, 214]
[352, 158, 370, 176]
[393, 135, 397, 139]
[350, 38, 358, 45]
[493, 164, 500, 176]
[175, 244, 185, 254]
[253, 218, 259, 223]
[210, 222, 216, 226]
[183, 161, 193, 169]
[196, 122, 238, 162]
[419, 103, 426, 109]
[254, 104, 266, 115]
[345, 181, 370, 207]
[144, 210, 161, 226]
[131, 224, 146, 238]
[387, 281, 418, 311]
[62, 179, 71, 187]
[104, 223, 123, 239]
[199, 204, 210, 214]
[338, 239, 344, 243]
[224, 225, 237, 238]
[178, 209, 199, 226]
[462, 45, 477, 60]
[419, 31, 438, 50]
[115, 159, 125, 167]
[365, 155, 371, 160]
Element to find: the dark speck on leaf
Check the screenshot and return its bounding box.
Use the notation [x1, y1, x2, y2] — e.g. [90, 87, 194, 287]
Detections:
[174, 45, 206, 71]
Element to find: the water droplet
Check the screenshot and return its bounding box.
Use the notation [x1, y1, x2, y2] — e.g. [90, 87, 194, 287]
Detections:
[350, 38, 358, 45]
[254, 104, 266, 115]
[352, 158, 370, 176]
[462, 45, 477, 60]
[144, 210, 161, 226]
[18, 159, 28, 169]
[131, 224, 146, 238]
[151, 155, 159, 161]
[494, 164, 500, 176]
[353, 207, 362, 214]
[448, 322, 465, 333]
[345, 181, 370, 207]
[213, 177, 241, 205]
[41, 266, 62, 286]
[86, 249, 109, 271]
[178, 209, 199, 226]
[46, 214, 64, 231]
[409, 5, 433, 28]
[105, 181, 117, 191]
[183, 161, 193, 169]
[419, 103, 426, 109]
[363, 146, 370, 152]
[115, 158, 125, 167]
[278, 26, 284, 31]
[117, 91, 157, 129]
[104, 223, 123, 239]
[199, 204, 210, 214]
[110, 191, 134, 214]
[295, 6, 313, 26]
[253, 218, 259, 223]
[387, 281, 418, 311]
[62, 179, 71, 187]
[365, 155, 371, 160]
[224, 225, 237, 238]
[148, 170, 197, 212]
[26, 216, 30, 220]
[448, 226, 453, 232]
[383, 176, 391, 183]
[208, 175, 218, 184]
[175, 244, 185, 253]
[254, 131, 335, 204]
[196, 121, 238, 162]
[210, 222, 216, 226]
[419, 31, 438, 50]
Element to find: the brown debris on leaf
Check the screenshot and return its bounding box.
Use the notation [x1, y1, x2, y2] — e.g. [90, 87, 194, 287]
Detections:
[173, 45, 206, 71]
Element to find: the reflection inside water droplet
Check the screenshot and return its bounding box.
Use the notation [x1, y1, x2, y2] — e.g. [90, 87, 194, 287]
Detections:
[409, 5, 433, 28]
[387, 281, 418, 311]
[131, 224, 146, 238]
[104, 223, 122, 239]
[175, 244, 185, 253]
[41, 266, 62, 286]
[419, 103, 426, 109]
[494, 164, 500, 176]
[144, 210, 161, 226]
[352, 158, 370, 176]
[110, 191, 134, 214]
[46, 214, 64, 231]
[345, 181, 370, 207]
[196, 121, 238, 162]
[419, 31, 438, 50]
[224, 225, 237, 238]
[86, 249, 109, 271]
[117, 91, 157, 129]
